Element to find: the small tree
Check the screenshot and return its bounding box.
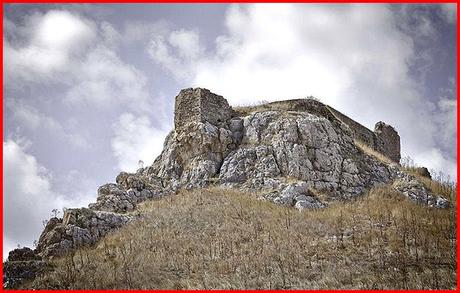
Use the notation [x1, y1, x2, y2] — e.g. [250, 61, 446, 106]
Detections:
[51, 208, 60, 218]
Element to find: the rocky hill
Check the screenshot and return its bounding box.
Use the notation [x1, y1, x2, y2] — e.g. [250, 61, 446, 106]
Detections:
[3, 88, 455, 289]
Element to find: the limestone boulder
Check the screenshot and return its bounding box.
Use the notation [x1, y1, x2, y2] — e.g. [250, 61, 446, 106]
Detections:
[36, 208, 132, 257]
[219, 111, 392, 198]
[392, 171, 448, 208]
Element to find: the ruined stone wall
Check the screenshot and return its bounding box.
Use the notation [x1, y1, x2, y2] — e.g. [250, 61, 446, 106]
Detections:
[200, 89, 235, 127]
[174, 88, 235, 129]
[174, 88, 202, 129]
[174, 88, 400, 163]
[327, 106, 376, 147]
[374, 122, 401, 163]
[267, 99, 338, 122]
[327, 107, 401, 163]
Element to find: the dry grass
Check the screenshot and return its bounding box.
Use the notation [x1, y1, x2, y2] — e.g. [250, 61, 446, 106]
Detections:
[26, 182, 456, 290]
[354, 139, 395, 165]
[233, 97, 319, 116]
[234, 101, 273, 116]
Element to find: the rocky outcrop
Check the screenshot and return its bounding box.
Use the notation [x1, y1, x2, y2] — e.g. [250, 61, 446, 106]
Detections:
[3, 248, 49, 289]
[393, 170, 448, 208]
[33, 88, 449, 257]
[88, 171, 163, 213]
[218, 111, 392, 198]
[412, 167, 432, 179]
[260, 182, 327, 210]
[36, 208, 132, 257]
[7, 88, 448, 288]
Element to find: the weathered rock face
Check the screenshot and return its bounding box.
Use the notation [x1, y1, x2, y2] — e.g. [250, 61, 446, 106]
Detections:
[218, 111, 392, 199]
[7, 247, 39, 262]
[3, 248, 49, 289]
[36, 208, 132, 257]
[144, 91, 396, 204]
[88, 172, 163, 213]
[3, 259, 49, 289]
[413, 167, 432, 179]
[392, 170, 448, 208]
[260, 182, 327, 210]
[131, 88, 443, 211]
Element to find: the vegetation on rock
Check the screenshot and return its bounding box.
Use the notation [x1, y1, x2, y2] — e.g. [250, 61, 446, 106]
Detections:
[24, 178, 456, 289]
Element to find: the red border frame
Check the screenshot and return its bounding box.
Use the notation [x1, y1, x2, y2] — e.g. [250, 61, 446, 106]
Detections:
[0, 1, 458, 292]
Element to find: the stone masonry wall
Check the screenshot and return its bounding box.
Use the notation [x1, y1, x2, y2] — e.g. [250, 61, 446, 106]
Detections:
[327, 107, 400, 163]
[174, 88, 202, 130]
[374, 122, 401, 163]
[174, 88, 235, 129]
[327, 106, 376, 148]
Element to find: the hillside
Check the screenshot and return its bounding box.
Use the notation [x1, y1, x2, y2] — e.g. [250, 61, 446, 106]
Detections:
[3, 88, 456, 289]
[20, 181, 457, 289]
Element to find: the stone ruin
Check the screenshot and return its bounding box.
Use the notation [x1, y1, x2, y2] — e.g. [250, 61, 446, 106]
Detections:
[175, 88, 401, 163]
[7, 88, 448, 289]
[327, 106, 401, 163]
[174, 88, 236, 129]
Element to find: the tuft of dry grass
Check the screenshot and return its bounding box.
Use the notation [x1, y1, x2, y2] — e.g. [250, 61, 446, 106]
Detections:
[26, 182, 456, 290]
[234, 101, 272, 116]
[354, 139, 395, 165]
[233, 97, 320, 117]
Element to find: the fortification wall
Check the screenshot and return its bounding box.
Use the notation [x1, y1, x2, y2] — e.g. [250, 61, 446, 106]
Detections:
[267, 99, 338, 122]
[174, 88, 202, 129]
[327, 106, 376, 147]
[374, 122, 401, 163]
[327, 106, 401, 163]
[174, 88, 401, 163]
[174, 88, 235, 129]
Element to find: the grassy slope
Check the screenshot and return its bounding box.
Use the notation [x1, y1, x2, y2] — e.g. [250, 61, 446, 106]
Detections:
[27, 180, 456, 289]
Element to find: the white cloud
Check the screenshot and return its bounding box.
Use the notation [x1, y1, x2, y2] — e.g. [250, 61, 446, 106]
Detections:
[169, 29, 202, 59]
[148, 29, 203, 80]
[147, 4, 456, 178]
[100, 21, 121, 48]
[64, 44, 151, 111]
[3, 140, 92, 259]
[412, 148, 456, 182]
[5, 10, 153, 114]
[6, 99, 90, 149]
[33, 10, 95, 51]
[4, 10, 95, 82]
[111, 113, 169, 172]
[435, 97, 457, 152]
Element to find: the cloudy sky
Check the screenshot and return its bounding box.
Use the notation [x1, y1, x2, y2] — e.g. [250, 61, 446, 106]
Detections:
[3, 4, 457, 258]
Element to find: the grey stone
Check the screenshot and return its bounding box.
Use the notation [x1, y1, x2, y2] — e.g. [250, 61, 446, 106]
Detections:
[36, 208, 133, 257]
[392, 171, 448, 208]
